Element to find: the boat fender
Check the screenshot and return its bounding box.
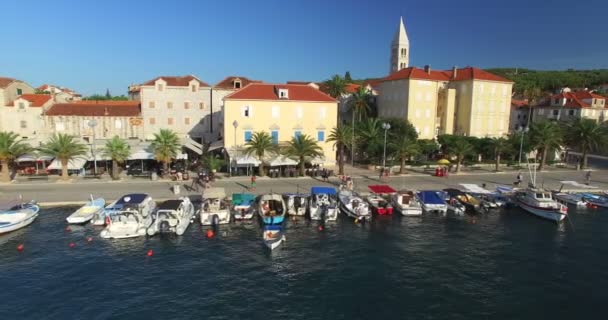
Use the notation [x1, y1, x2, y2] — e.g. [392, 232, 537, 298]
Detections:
[16, 244, 24, 252]
[105, 216, 111, 225]
[206, 229, 215, 238]
[147, 249, 154, 257]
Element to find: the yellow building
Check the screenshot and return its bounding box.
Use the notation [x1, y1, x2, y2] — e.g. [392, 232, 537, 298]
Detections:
[223, 83, 338, 169]
[377, 66, 513, 139]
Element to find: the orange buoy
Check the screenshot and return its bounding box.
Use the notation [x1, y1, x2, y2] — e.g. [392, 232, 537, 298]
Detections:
[16, 244, 24, 251]
[65, 226, 71, 232]
[147, 249, 154, 257]
[105, 216, 111, 225]
[69, 242, 76, 248]
[318, 225, 324, 231]
[206, 229, 215, 238]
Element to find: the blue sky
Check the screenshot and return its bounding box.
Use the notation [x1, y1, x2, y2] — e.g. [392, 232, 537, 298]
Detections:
[1, 0, 606, 95]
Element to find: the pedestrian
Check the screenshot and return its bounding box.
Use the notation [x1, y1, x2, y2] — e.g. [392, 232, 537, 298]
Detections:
[516, 172, 523, 186]
[379, 168, 384, 181]
[585, 170, 591, 185]
[250, 175, 257, 191]
[444, 166, 449, 178]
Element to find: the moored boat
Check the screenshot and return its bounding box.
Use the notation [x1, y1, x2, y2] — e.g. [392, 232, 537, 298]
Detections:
[0, 200, 39, 234]
[309, 187, 338, 221]
[338, 190, 371, 222]
[100, 194, 156, 238]
[66, 196, 105, 224]
[416, 191, 447, 214]
[262, 225, 285, 250]
[147, 197, 195, 236]
[366, 185, 395, 215]
[390, 190, 422, 216]
[283, 193, 308, 216]
[553, 192, 587, 207]
[91, 196, 132, 226]
[443, 188, 481, 214]
[581, 193, 608, 208]
[515, 188, 568, 223]
[199, 188, 231, 226]
[258, 193, 286, 225]
[232, 193, 256, 220]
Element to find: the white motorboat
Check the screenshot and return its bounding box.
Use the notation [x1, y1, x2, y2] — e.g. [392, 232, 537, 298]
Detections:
[416, 190, 447, 214]
[91, 197, 128, 226]
[66, 196, 105, 224]
[0, 200, 39, 234]
[147, 197, 195, 236]
[515, 188, 568, 223]
[258, 193, 286, 225]
[100, 194, 156, 239]
[232, 193, 256, 220]
[338, 191, 371, 222]
[262, 225, 285, 250]
[309, 187, 338, 221]
[391, 190, 422, 216]
[459, 184, 501, 210]
[284, 193, 308, 216]
[553, 193, 587, 207]
[199, 188, 230, 226]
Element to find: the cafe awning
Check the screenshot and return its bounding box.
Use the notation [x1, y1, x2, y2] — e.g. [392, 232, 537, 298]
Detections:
[129, 149, 155, 160]
[47, 157, 87, 170]
[227, 149, 261, 166]
[269, 156, 298, 167]
[16, 154, 54, 162]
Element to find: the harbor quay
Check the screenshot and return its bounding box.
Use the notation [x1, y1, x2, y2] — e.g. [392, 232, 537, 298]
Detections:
[1, 168, 605, 206]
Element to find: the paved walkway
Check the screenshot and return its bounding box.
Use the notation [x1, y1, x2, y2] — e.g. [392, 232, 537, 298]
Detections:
[1, 167, 606, 206]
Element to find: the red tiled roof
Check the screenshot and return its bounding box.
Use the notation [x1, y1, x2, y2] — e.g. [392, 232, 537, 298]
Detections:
[45, 101, 141, 117]
[384, 67, 450, 82]
[224, 83, 336, 102]
[141, 75, 210, 87]
[572, 91, 605, 100]
[0, 77, 17, 88]
[37, 84, 50, 91]
[511, 99, 528, 108]
[444, 67, 512, 82]
[547, 92, 590, 108]
[213, 76, 262, 90]
[15, 94, 52, 107]
[286, 81, 318, 85]
[345, 83, 361, 94]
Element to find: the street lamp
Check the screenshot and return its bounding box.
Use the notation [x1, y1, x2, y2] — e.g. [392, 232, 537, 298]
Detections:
[88, 119, 98, 176]
[232, 120, 239, 177]
[381, 122, 391, 175]
[518, 125, 529, 167]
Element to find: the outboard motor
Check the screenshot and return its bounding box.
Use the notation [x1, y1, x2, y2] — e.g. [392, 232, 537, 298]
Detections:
[212, 214, 220, 227]
[160, 220, 171, 233]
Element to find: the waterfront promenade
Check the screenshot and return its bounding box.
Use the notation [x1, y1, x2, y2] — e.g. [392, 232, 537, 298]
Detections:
[1, 167, 606, 206]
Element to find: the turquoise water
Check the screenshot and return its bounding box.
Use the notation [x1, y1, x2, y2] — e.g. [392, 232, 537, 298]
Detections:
[1, 207, 607, 319]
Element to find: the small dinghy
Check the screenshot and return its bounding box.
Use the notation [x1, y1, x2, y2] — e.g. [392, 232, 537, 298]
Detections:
[232, 193, 256, 220]
[553, 193, 587, 207]
[262, 225, 285, 250]
[581, 193, 608, 208]
[147, 197, 195, 236]
[338, 190, 371, 222]
[199, 188, 231, 226]
[309, 187, 339, 221]
[258, 193, 286, 225]
[66, 196, 105, 224]
[283, 193, 309, 216]
[391, 190, 422, 216]
[0, 200, 39, 234]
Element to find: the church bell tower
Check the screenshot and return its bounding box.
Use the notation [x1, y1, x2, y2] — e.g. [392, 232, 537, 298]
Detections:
[390, 16, 410, 74]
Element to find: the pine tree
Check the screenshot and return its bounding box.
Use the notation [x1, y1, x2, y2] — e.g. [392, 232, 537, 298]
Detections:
[344, 71, 352, 82]
[105, 88, 111, 99]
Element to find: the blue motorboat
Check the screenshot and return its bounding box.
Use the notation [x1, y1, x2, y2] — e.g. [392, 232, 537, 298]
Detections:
[258, 193, 286, 225]
[581, 193, 608, 208]
[416, 190, 447, 214]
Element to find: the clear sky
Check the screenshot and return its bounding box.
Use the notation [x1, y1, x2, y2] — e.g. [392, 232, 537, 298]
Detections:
[1, 0, 606, 95]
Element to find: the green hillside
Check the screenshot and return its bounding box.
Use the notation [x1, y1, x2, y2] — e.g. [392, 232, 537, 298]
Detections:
[485, 68, 608, 94]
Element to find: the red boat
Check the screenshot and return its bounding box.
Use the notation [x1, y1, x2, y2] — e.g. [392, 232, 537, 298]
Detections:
[367, 185, 396, 215]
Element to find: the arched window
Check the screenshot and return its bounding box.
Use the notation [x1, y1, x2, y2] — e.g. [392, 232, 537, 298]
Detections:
[401, 48, 407, 57]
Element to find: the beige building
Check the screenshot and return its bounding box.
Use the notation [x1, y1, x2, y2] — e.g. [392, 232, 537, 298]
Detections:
[37, 84, 82, 102]
[533, 90, 607, 122]
[128, 75, 213, 144]
[43, 101, 144, 141]
[4, 94, 54, 145]
[509, 99, 531, 131]
[377, 66, 513, 139]
[0, 77, 34, 106]
[223, 83, 338, 168]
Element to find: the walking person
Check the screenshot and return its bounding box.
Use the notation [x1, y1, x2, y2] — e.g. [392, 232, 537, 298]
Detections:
[250, 175, 257, 191]
[516, 172, 523, 186]
[585, 170, 592, 185]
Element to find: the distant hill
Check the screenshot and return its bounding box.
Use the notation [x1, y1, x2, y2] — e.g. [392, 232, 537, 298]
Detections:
[485, 68, 608, 94]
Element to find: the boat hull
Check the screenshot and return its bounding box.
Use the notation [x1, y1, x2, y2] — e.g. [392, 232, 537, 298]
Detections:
[0, 207, 39, 234]
[263, 229, 285, 250]
[310, 206, 338, 221]
[517, 199, 567, 222]
[233, 205, 255, 220]
[200, 210, 231, 225]
[394, 206, 423, 216]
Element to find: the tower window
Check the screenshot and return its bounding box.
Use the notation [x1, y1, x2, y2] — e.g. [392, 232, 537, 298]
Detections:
[401, 48, 407, 57]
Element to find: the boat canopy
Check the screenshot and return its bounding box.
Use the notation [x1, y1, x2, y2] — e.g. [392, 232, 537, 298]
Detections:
[116, 194, 149, 205]
[368, 185, 396, 194]
[310, 186, 336, 195]
[157, 199, 183, 211]
[204, 188, 226, 199]
[232, 193, 255, 205]
[417, 191, 445, 204]
[460, 184, 492, 194]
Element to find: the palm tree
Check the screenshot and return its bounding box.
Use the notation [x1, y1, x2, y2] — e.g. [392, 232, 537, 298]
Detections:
[323, 74, 347, 99]
[356, 118, 383, 160]
[150, 129, 181, 178]
[529, 120, 562, 171]
[327, 125, 353, 175]
[564, 118, 608, 169]
[446, 137, 474, 173]
[349, 86, 372, 121]
[38, 133, 87, 180]
[0, 131, 32, 182]
[390, 136, 419, 174]
[102, 136, 131, 180]
[282, 134, 324, 176]
[487, 137, 510, 172]
[244, 131, 278, 176]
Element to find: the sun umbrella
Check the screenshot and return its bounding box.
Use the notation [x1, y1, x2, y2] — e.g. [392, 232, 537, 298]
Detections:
[437, 159, 450, 165]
